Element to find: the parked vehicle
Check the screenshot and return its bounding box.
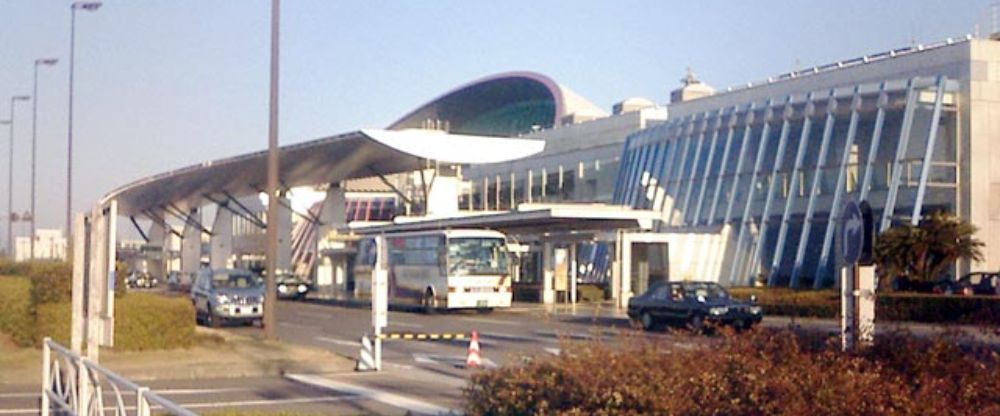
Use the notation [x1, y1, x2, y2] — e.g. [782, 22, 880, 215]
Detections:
[353, 229, 513, 313]
[276, 272, 311, 300]
[627, 281, 762, 332]
[190, 269, 264, 327]
[954, 272, 1000, 296]
[167, 271, 195, 293]
[126, 272, 158, 289]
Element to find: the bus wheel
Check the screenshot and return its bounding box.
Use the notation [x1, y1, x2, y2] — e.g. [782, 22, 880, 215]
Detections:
[421, 290, 437, 314]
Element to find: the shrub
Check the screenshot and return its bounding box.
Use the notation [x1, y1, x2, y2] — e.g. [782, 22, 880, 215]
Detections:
[464, 329, 1000, 415]
[730, 287, 1000, 325]
[878, 293, 1000, 324]
[730, 287, 840, 318]
[35, 302, 71, 346]
[0, 277, 34, 346]
[27, 261, 73, 305]
[114, 292, 195, 351]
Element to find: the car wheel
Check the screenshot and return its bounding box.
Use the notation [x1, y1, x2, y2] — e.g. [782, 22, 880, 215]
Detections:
[687, 314, 705, 334]
[640, 311, 656, 331]
[207, 311, 222, 328]
[421, 290, 437, 315]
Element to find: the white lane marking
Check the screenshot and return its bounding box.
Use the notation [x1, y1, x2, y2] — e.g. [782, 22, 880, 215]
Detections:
[177, 395, 364, 410]
[286, 373, 455, 416]
[0, 396, 370, 414]
[461, 316, 520, 326]
[0, 409, 39, 415]
[315, 336, 360, 347]
[0, 387, 251, 399]
[386, 320, 423, 329]
[481, 332, 556, 344]
[532, 329, 593, 340]
[412, 352, 498, 369]
[280, 321, 320, 329]
[294, 310, 333, 320]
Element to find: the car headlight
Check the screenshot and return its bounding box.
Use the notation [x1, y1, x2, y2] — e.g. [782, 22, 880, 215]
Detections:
[278, 284, 289, 293]
[214, 294, 230, 304]
[297, 284, 308, 293]
[750, 306, 762, 315]
[709, 307, 729, 316]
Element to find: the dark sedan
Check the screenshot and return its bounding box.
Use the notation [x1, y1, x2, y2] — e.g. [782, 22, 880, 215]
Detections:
[627, 281, 762, 332]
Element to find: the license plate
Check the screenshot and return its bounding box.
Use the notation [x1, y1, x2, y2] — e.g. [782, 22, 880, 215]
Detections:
[477, 300, 488, 308]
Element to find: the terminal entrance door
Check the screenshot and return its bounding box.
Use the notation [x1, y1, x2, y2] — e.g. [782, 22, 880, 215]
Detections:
[630, 242, 669, 297]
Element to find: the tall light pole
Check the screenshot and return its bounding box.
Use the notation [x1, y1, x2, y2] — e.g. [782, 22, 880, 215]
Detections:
[264, 0, 281, 340]
[32, 58, 59, 260]
[66, 1, 102, 241]
[8, 95, 31, 258]
[0, 120, 9, 256]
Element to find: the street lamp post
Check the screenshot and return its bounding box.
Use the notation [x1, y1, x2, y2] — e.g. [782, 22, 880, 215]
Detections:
[264, 0, 281, 340]
[66, 1, 101, 241]
[8, 95, 31, 258]
[32, 58, 59, 260]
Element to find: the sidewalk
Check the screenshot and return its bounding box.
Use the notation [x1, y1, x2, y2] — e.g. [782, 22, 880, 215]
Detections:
[0, 327, 355, 386]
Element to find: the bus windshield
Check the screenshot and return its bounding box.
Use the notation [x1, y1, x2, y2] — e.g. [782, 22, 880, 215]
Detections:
[447, 238, 509, 276]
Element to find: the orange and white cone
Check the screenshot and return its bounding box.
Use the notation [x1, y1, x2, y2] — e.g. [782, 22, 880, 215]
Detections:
[465, 330, 482, 369]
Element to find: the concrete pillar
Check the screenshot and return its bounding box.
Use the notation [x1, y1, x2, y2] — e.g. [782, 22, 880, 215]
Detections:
[276, 196, 292, 272]
[620, 234, 633, 309]
[316, 186, 346, 297]
[147, 217, 167, 280]
[542, 241, 555, 304]
[317, 185, 346, 238]
[210, 205, 233, 269]
[569, 243, 578, 304]
[180, 208, 201, 280]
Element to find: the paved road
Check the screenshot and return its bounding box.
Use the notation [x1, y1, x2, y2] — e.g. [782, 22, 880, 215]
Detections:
[6, 298, 998, 414]
[1, 300, 703, 415]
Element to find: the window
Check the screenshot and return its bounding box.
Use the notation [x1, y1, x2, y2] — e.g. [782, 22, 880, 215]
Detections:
[447, 238, 509, 276]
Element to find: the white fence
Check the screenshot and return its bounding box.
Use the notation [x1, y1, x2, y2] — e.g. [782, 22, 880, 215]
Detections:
[41, 337, 196, 416]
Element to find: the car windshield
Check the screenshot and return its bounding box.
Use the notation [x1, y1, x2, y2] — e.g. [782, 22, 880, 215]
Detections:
[447, 238, 509, 276]
[682, 282, 728, 300]
[211, 272, 262, 289]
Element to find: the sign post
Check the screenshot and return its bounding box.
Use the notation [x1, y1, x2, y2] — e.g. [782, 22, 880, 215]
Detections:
[839, 199, 863, 352]
[371, 235, 388, 371]
[839, 198, 876, 351]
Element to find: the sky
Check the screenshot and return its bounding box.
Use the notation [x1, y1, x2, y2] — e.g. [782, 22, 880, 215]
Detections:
[0, 0, 995, 240]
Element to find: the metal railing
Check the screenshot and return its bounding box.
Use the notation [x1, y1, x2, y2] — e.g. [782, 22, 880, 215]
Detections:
[42, 337, 196, 416]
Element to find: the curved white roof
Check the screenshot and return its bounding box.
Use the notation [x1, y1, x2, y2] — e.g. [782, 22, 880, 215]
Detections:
[104, 129, 544, 217]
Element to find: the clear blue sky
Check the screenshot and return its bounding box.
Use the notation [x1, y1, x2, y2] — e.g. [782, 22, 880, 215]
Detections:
[0, 0, 994, 234]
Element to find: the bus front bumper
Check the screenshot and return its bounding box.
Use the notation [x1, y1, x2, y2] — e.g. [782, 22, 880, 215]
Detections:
[447, 292, 512, 309]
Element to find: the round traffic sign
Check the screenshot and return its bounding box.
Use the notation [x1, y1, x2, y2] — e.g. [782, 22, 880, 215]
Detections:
[840, 198, 864, 265]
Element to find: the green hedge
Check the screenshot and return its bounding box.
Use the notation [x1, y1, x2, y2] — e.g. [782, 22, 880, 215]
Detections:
[730, 287, 1000, 325]
[35, 302, 71, 346]
[0, 261, 196, 351]
[0, 277, 34, 346]
[114, 293, 195, 351]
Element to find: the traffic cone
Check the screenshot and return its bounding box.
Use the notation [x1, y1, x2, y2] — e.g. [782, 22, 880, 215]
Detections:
[465, 331, 482, 369]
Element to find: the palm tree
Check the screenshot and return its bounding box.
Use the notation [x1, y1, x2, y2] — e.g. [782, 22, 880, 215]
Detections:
[874, 211, 984, 287]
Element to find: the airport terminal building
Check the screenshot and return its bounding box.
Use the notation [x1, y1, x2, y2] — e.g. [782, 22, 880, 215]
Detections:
[454, 35, 1000, 290]
[112, 35, 1000, 304]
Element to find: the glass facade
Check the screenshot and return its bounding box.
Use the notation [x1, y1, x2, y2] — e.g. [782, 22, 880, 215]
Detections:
[614, 76, 959, 288]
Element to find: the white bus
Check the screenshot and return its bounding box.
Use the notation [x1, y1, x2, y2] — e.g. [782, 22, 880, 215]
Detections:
[353, 229, 513, 312]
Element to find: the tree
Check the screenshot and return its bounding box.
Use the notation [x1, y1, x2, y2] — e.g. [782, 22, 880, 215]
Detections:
[874, 211, 984, 285]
